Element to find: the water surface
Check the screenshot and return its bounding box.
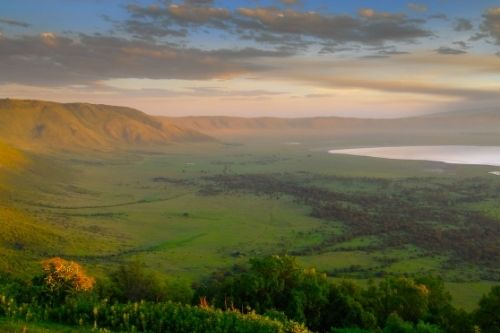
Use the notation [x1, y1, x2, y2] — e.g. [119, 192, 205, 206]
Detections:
[329, 146, 500, 167]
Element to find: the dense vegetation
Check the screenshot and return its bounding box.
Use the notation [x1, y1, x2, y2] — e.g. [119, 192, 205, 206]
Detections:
[199, 173, 500, 280]
[0, 256, 499, 333]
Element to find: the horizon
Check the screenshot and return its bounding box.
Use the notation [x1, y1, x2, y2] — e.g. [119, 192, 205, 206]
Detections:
[1, 97, 476, 120]
[1, 1, 499, 118]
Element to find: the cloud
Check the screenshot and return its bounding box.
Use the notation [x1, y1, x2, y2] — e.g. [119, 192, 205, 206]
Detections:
[358, 8, 405, 20]
[40, 32, 58, 46]
[125, 2, 431, 47]
[428, 13, 447, 20]
[452, 41, 469, 49]
[127, 2, 230, 27]
[184, 0, 215, 5]
[168, 4, 230, 24]
[0, 33, 290, 86]
[362, 49, 410, 59]
[279, 0, 299, 5]
[180, 86, 284, 97]
[0, 18, 30, 28]
[259, 52, 500, 102]
[408, 3, 428, 13]
[291, 73, 499, 101]
[121, 20, 187, 39]
[435, 46, 467, 55]
[236, 7, 429, 43]
[480, 7, 500, 44]
[454, 18, 473, 31]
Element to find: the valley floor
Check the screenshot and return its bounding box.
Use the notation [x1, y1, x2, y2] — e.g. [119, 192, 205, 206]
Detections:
[1, 138, 499, 310]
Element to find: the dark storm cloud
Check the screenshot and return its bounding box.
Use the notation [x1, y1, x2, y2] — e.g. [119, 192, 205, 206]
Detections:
[0, 18, 31, 28]
[0, 33, 289, 86]
[435, 46, 467, 55]
[480, 7, 500, 44]
[453, 18, 473, 31]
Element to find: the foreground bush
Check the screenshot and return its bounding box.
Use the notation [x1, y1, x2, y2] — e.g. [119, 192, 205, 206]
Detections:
[0, 295, 310, 333]
[1, 256, 499, 333]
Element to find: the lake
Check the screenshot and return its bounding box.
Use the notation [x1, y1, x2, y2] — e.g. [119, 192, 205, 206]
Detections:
[328, 146, 500, 167]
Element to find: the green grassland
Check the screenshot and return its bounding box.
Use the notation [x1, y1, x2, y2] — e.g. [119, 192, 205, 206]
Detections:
[1, 138, 499, 310]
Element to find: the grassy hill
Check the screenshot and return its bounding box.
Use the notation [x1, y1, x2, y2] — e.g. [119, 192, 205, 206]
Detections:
[0, 141, 29, 188]
[0, 99, 211, 152]
[0, 141, 29, 171]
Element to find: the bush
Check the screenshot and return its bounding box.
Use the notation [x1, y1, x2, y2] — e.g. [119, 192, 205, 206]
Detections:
[33, 257, 95, 305]
[0, 295, 310, 333]
[107, 261, 169, 302]
[384, 314, 441, 333]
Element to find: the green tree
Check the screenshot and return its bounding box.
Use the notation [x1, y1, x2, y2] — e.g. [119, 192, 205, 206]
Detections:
[475, 286, 500, 333]
[321, 281, 377, 331]
[364, 277, 430, 325]
[199, 255, 330, 331]
[108, 261, 169, 302]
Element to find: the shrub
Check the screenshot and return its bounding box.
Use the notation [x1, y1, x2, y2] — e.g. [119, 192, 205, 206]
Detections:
[35, 257, 95, 304]
[107, 261, 170, 302]
[0, 295, 310, 333]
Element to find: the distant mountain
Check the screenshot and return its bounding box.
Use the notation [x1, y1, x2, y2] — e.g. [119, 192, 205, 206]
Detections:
[0, 99, 212, 151]
[165, 109, 500, 139]
[162, 115, 371, 132]
[1, 99, 498, 150]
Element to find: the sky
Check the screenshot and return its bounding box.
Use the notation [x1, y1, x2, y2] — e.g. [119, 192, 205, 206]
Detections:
[0, 0, 499, 118]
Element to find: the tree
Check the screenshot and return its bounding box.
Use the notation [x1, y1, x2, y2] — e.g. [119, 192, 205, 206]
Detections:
[108, 261, 169, 302]
[320, 281, 376, 331]
[475, 286, 500, 333]
[200, 255, 330, 331]
[37, 257, 94, 303]
[364, 277, 430, 325]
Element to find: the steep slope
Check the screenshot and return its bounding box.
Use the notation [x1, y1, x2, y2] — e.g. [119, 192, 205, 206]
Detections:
[0, 99, 211, 151]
